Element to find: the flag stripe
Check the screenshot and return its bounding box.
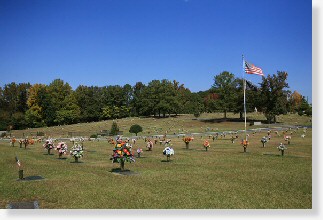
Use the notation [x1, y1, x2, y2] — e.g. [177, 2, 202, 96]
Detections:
[244, 60, 264, 76]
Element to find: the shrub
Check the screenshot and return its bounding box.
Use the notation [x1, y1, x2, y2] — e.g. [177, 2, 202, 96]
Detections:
[129, 124, 143, 136]
[90, 134, 98, 138]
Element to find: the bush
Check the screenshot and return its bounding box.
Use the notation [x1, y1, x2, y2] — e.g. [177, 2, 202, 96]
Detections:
[90, 134, 98, 138]
[37, 131, 45, 136]
[110, 121, 119, 136]
[129, 124, 143, 136]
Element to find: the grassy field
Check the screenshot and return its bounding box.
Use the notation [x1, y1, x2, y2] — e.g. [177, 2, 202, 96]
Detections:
[0, 113, 312, 209]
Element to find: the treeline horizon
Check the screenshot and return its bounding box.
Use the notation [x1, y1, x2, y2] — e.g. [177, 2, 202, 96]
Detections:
[0, 70, 311, 131]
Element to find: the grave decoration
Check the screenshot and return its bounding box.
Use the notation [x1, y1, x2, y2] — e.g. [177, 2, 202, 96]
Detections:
[43, 139, 54, 155]
[23, 138, 29, 149]
[277, 143, 287, 156]
[241, 139, 249, 153]
[284, 135, 291, 145]
[19, 139, 23, 148]
[231, 135, 236, 144]
[146, 139, 154, 151]
[261, 136, 268, 147]
[183, 137, 193, 149]
[70, 144, 84, 163]
[301, 134, 305, 138]
[163, 145, 175, 162]
[10, 138, 16, 147]
[110, 141, 135, 171]
[56, 142, 68, 159]
[203, 140, 210, 151]
[137, 148, 143, 158]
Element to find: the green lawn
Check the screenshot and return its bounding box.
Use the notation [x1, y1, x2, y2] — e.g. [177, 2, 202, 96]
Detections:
[0, 113, 312, 209]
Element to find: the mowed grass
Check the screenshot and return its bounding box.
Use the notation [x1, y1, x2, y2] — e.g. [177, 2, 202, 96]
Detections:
[0, 114, 312, 209]
[9, 112, 312, 138]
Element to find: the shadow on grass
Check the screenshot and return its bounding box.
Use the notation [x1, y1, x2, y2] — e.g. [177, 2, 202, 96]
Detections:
[198, 118, 277, 124]
[110, 168, 138, 176]
[57, 158, 67, 160]
[17, 176, 45, 181]
[70, 161, 84, 163]
[43, 153, 55, 155]
[263, 153, 309, 158]
[161, 160, 171, 162]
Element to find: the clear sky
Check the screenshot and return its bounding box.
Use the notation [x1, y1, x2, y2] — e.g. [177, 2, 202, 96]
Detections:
[0, 0, 312, 102]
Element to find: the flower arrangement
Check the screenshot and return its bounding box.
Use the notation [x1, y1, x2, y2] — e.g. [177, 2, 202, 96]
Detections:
[110, 142, 135, 171]
[301, 134, 305, 138]
[70, 144, 84, 163]
[284, 135, 291, 144]
[260, 136, 268, 147]
[183, 137, 193, 149]
[23, 138, 29, 149]
[203, 140, 210, 151]
[231, 135, 236, 144]
[146, 140, 153, 151]
[56, 142, 68, 158]
[28, 139, 35, 145]
[137, 148, 143, 158]
[18, 139, 23, 148]
[163, 146, 175, 162]
[241, 139, 249, 153]
[277, 143, 287, 156]
[43, 139, 54, 155]
[10, 138, 16, 147]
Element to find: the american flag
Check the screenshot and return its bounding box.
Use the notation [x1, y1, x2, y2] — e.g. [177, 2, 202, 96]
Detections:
[15, 156, 21, 167]
[244, 60, 264, 76]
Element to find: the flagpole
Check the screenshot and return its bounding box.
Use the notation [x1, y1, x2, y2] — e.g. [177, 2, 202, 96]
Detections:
[242, 55, 247, 141]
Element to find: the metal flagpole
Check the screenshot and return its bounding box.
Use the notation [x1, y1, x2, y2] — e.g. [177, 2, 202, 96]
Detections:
[242, 55, 247, 141]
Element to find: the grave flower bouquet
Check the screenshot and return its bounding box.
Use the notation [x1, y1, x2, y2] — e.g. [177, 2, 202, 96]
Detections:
[284, 135, 291, 144]
[241, 139, 249, 152]
[261, 136, 268, 147]
[163, 145, 175, 161]
[56, 142, 68, 158]
[277, 143, 287, 156]
[136, 148, 143, 157]
[43, 139, 54, 154]
[183, 137, 193, 149]
[110, 142, 135, 170]
[70, 144, 83, 162]
[203, 140, 210, 151]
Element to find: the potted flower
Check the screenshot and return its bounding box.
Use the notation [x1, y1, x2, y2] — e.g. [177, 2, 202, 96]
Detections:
[163, 145, 175, 162]
[56, 142, 68, 159]
[183, 137, 193, 149]
[43, 139, 54, 155]
[70, 144, 83, 163]
[137, 148, 143, 158]
[260, 136, 268, 147]
[203, 140, 210, 151]
[110, 142, 135, 171]
[241, 139, 249, 153]
[277, 143, 287, 156]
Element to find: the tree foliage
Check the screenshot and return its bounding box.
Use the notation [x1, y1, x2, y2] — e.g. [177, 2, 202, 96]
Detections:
[129, 124, 143, 136]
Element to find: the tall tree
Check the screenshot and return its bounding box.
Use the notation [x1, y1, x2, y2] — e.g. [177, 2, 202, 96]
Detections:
[212, 71, 238, 118]
[259, 71, 289, 123]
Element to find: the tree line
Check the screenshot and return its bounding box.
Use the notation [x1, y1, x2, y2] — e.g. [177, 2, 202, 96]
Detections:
[0, 71, 311, 131]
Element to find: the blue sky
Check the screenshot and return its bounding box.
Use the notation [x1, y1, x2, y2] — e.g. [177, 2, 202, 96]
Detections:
[0, 0, 312, 102]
